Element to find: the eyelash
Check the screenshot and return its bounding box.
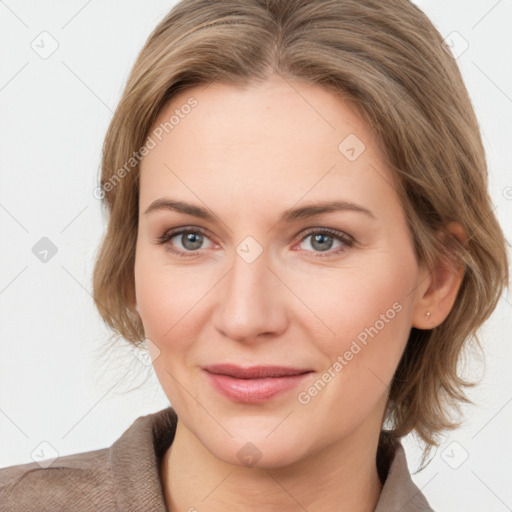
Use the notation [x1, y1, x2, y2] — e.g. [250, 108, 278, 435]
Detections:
[155, 226, 354, 258]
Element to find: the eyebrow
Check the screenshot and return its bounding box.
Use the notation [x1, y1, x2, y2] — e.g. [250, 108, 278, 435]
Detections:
[143, 198, 376, 223]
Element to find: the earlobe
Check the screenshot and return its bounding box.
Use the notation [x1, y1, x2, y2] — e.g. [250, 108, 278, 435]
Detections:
[412, 222, 466, 330]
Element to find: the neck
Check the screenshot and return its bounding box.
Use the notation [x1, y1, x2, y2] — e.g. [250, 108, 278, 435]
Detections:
[160, 418, 384, 512]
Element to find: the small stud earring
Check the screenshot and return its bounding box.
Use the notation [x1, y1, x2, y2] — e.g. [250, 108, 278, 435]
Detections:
[426, 311, 431, 320]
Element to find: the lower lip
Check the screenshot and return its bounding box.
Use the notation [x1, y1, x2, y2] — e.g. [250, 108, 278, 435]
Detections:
[204, 371, 312, 403]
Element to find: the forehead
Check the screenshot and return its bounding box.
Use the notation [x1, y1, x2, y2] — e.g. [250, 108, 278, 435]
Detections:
[139, 76, 399, 219]
[150, 76, 374, 158]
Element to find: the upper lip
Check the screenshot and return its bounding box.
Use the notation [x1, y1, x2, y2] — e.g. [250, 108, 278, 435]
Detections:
[202, 364, 313, 379]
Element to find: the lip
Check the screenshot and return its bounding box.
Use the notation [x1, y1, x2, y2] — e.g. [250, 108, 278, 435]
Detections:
[202, 364, 313, 403]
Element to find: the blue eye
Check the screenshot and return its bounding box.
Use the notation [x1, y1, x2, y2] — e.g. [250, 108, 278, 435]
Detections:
[155, 226, 354, 258]
[156, 228, 213, 257]
[295, 228, 354, 257]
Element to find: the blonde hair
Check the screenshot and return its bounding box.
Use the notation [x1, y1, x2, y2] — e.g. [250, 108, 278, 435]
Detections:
[92, 0, 509, 467]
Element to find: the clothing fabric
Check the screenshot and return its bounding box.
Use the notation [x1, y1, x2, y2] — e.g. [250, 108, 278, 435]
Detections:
[0, 407, 434, 511]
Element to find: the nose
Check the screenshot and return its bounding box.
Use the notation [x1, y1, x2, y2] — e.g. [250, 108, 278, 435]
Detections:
[212, 246, 289, 343]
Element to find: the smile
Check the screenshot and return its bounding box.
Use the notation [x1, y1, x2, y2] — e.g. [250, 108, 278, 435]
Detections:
[202, 364, 313, 403]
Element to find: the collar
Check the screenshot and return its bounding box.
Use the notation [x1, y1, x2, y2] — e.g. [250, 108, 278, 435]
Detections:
[109, 407, 433, 511]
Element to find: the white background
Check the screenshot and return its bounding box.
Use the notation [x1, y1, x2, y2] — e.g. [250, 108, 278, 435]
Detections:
[0, 1, 511, 510]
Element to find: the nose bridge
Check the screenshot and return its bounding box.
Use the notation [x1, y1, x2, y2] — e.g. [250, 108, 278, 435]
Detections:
[212, 243, 287, 342]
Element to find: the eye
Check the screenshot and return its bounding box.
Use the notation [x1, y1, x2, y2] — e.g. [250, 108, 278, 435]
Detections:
[155, 227, 215, 257]
[294, 228, 354, 257]
[155, 226, 354, 258]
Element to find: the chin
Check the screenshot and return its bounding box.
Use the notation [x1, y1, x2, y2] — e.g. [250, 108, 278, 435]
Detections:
[200, 428, 309, 470]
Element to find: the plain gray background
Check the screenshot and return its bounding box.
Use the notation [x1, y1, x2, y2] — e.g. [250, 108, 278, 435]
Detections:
[1, 1, 511, 510]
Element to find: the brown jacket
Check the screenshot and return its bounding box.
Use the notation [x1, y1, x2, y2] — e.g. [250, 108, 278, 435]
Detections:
[0, 407, 434, 511]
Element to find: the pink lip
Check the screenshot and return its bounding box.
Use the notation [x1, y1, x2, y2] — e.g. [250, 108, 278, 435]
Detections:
[202, 364, 313, 403]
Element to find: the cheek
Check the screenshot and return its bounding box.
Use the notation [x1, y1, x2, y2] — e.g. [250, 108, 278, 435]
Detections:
[291, 257, 416, 427]
[290, 252, 416, 364]
[133, 250, 213, 347]
[134, 251, 182, 339]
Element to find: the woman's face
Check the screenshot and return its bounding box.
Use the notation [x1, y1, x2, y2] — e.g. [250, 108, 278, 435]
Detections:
[134, 75, 430, 468]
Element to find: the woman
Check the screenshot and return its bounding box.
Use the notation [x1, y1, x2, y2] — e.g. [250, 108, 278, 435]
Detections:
[0, 0, 508, 511]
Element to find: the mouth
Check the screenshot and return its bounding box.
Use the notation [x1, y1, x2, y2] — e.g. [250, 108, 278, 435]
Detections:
[202, 364, 314, 403]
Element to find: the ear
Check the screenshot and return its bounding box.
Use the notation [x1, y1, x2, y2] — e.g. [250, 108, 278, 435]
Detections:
[412, 222, 466, 329]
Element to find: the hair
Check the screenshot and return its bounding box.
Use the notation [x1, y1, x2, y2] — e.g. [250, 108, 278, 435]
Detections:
[92, 0, 509, 468]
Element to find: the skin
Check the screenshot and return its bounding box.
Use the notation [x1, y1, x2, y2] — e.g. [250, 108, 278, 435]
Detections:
[133, 74, 464, 511]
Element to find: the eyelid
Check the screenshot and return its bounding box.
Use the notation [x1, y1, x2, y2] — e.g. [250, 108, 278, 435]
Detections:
[293, 226, 353, 244]
[155, 225, 217, 252]
[291, 227, 354, 257]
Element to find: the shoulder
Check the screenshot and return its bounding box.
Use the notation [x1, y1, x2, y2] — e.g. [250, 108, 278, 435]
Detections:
[375, 435, 436, 512]
[0, 447, 115, 511]
[0, 407, 177, 512]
